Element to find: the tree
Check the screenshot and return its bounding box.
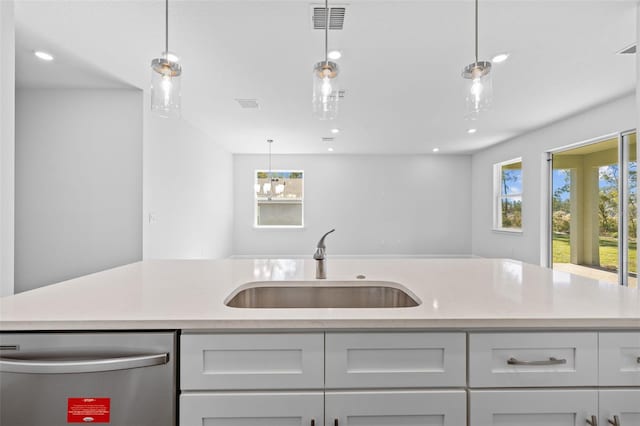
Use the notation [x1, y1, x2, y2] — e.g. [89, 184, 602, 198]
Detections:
[599, 165, 619, 236]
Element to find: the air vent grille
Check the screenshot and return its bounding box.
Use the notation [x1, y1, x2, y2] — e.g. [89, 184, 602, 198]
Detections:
[235, 98, 260, 109]
[617, 43, 636, 55]
[313, 6, 346, 30]
[322, 137, 335, 143]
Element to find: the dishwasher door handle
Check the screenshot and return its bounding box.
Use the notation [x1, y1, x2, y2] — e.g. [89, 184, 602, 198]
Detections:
[0, 353, 169, 374]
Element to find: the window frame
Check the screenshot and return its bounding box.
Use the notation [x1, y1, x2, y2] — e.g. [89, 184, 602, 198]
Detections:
[493, 157, 523, 233]
[254, 169, 305, 229]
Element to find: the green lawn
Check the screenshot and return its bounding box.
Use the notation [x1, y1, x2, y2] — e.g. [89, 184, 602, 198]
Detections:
[552, 233, 637, 273]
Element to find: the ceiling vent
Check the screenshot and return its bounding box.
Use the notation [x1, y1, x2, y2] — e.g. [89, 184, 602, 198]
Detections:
[312, 5, 346, 30]
[617, 43, 636, 55]
[322, 137, 335, 143]
[235, 98, 260, 109]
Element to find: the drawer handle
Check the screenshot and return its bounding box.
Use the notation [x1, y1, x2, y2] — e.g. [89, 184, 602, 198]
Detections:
[507, 356, 567, 366]
[587, 415, 598, 426]
[608, 415, 621, 426]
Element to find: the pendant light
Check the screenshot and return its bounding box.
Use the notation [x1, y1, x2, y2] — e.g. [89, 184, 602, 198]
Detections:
[262, 139, 274, 200]
[461, 0, 492, 119]
[151, 0, 182, 118]
[312, 0, 340, 120]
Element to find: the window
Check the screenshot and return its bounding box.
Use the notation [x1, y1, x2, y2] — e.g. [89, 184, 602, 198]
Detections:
[255, 170, 304, 227]
[493, 158, 522, 231]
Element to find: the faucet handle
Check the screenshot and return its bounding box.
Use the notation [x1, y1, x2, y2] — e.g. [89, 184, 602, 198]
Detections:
[313, 247, 326, 260]
[317, 229, 335, 249]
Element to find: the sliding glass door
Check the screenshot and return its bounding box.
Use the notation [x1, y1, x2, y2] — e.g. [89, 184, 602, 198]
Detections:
[550, 131, 636, 287]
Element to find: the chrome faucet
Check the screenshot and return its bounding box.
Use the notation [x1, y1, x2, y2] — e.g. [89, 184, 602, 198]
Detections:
[313, 229, 335, 279]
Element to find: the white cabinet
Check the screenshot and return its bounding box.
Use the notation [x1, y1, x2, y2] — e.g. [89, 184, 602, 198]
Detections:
[325, 390, 467, 426]
[599, 332, 640, 386]
[180, 392, 323, 426]
[179, 330, 640, 426]
[599, 389, 640, 425]
[326, 332, 465, 388]
[469, 389, 598, 426]
[180, 332, 467, 426]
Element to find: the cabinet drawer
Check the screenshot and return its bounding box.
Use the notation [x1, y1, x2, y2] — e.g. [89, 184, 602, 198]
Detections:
[180, 333, 324, 390]
[326, 390, 467, 426]
[180, 392, 323, 426]
[599, 389, 640, 425]
[599, 332, 640, 386]
[469, 389, 598, 426]
[326, 332, 465, 388]
[469, 332, 598, 387]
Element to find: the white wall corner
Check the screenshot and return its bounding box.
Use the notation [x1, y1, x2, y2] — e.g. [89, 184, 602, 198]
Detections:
[0, 0, 15, 296]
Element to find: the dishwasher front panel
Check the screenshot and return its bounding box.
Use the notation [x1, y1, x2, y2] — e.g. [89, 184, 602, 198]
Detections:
[0, 332, 176, 426]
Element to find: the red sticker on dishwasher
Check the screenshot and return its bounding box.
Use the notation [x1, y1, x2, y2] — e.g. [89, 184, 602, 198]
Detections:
[67, 398, 110, 423]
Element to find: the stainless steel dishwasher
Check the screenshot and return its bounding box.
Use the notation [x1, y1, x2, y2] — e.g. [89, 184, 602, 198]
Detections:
[0, 331, 176, 425]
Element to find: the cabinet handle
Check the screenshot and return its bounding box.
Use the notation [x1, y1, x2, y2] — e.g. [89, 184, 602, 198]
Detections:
[608, 415, 621, 426]
[507, 356, 567, 366]
[587, 415, 598, 426]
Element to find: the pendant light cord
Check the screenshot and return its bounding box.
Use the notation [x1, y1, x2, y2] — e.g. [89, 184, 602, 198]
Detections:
[474, 0, 478, 64]
[324, 0, 329, 65]
[165, 0, 169, 56]
[268, 140, 273, 199]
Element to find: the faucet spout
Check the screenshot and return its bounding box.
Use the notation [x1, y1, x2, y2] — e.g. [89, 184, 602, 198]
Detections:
[315, 229, 335, 252]
[313, 229, 335, 278]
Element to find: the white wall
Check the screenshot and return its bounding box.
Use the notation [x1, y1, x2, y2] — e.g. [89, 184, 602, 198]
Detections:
[15, 89, 143, 293]
[471, 94, 636, 265]
[233, 154, 472, 256]
[143, 114, 233, 259]
[0, 0, 15, 296]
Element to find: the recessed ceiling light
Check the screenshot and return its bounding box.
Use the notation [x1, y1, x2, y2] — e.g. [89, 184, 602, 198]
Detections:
[467, 128, 477, 134]
[331, 128, 340, 134]
[328, 147, 334, 152]
[328, 50, 342, 60]
[432, 148, 440, 153]
[34, 51, 54, 61]
[492, 53, 509, 63]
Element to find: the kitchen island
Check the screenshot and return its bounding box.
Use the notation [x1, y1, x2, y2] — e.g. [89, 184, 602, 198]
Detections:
[1, 258, 639, 426]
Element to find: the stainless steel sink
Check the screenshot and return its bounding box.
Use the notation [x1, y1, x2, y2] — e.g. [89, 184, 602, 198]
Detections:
[225, 281, 420, 308]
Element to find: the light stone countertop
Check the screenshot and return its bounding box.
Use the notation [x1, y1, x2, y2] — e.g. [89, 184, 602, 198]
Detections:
[1, 258, 639, 331]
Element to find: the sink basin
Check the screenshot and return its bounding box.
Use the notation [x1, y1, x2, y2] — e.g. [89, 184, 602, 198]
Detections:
[225, 281, 420, 308]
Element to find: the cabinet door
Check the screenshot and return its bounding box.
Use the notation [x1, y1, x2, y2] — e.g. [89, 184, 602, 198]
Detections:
[599, 389, 640, 425]
[326, 332, 466, 388]
[599, 332, 640, 386]
[180, 392, 323, 426]
[470, 390, 598, 426]
[325, 390, 466, 426]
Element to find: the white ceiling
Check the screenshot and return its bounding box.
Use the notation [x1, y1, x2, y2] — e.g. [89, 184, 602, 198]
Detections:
[14, 0, 637, 154]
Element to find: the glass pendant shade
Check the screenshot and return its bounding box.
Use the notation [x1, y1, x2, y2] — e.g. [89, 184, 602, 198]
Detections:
[151, 53, 182, 118]
[312, 61, 340, 120]
[462, 61, 492, 119]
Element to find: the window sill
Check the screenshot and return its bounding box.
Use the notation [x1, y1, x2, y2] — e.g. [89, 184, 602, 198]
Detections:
[254, 225, 306, 230]
[492, 228, 523, 234]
